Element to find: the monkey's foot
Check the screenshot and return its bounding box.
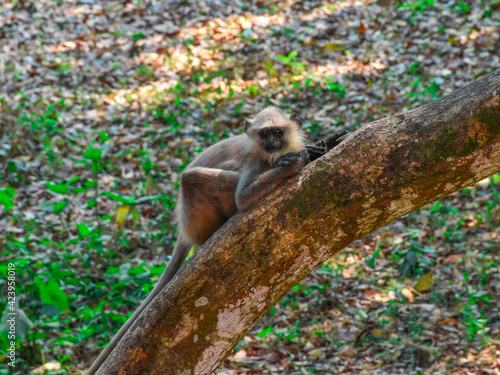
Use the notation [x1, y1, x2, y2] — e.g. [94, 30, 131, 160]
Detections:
[306, 140, 328, 161]
[324, 130, 348, 150]
[306, 130, 349, 161]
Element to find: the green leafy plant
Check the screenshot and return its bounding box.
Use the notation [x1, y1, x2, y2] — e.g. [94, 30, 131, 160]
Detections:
[131, 32, 145, 41]
[35, 276, 70, 312]
[323, 77, 346, 97]
[391, 237, 437, 277]
[276, 51, 305, 73]
[398, 0, 435, 14]
[454, 1, 471, 14]
[366, 247, 381, 268]
[0, 186, 16, 213]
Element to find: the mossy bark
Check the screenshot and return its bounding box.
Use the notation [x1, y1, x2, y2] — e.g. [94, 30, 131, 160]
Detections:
[95, 69, 500, 375]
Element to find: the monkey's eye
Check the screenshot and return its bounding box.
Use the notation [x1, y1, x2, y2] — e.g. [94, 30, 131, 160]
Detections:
[273, 129, 284, 137]
[259, 129, 269, 139]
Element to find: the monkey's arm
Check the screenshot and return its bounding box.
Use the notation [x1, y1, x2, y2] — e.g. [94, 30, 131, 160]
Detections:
[235, 150, 309, 210]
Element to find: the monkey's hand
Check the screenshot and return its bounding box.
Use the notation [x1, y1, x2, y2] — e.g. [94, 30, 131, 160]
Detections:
[306, 130, 349, 161]
[273, 149, 309, 173]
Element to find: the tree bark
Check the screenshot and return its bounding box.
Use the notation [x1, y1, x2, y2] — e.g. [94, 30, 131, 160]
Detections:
[96, 69, 500, 374]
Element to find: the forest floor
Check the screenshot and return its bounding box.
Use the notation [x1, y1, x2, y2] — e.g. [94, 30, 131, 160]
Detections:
[0, 0, 499, 374]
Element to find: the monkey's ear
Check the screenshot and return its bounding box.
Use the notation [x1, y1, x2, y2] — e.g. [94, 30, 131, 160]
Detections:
[244, 119, 252, 132]
[290, 113, 303, 129]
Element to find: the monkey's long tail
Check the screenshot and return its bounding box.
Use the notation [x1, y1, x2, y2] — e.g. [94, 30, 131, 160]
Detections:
[86, 236, 192, 374]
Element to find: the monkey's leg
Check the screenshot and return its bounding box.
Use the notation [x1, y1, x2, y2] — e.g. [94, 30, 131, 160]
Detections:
[87, 235, 192, 375]
[88, 168, 239, 374]
[179, 167, 240, 245]
[88, 168, 239, 373]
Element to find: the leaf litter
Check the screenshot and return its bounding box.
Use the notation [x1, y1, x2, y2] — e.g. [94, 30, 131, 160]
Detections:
[0, 0, 499, 374]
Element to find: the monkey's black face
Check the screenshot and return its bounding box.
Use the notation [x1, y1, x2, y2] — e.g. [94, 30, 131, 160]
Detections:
[258, 127, 285, 153]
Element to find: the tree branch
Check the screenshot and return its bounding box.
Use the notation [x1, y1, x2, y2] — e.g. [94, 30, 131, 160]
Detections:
[95, 69, 500, 374]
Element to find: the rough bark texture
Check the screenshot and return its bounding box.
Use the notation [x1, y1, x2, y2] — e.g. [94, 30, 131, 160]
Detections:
[96, 69, 500, 375]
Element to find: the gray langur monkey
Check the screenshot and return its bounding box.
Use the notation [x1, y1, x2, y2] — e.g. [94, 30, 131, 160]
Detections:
[87, 107, 346, 374]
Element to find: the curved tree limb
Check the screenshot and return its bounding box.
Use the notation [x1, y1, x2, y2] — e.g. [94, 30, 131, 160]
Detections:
[94, 69, 500, 374]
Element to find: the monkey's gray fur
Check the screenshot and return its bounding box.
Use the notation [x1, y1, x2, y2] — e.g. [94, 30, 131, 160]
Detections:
[87, 107, 345, 374]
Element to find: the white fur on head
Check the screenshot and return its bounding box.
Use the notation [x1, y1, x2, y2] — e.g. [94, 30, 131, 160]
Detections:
[245, 107, 306, 165]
